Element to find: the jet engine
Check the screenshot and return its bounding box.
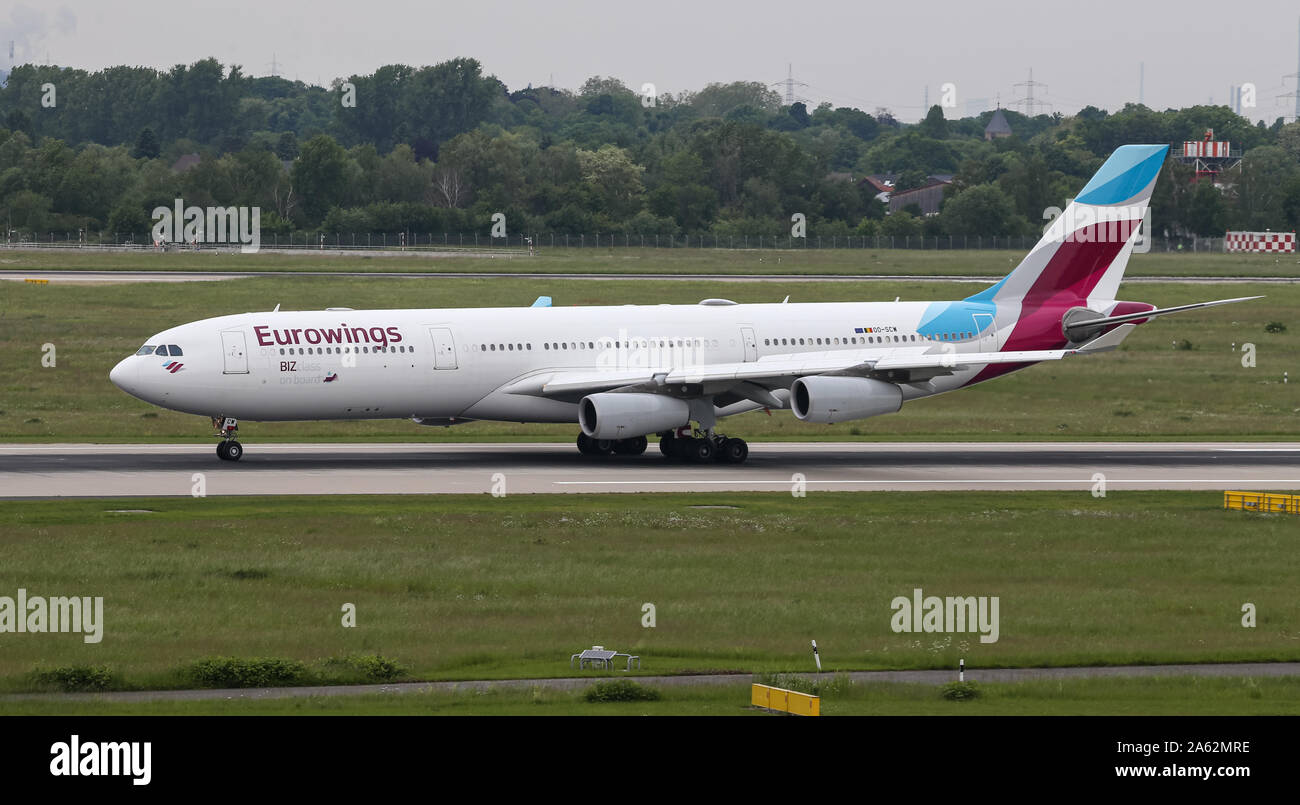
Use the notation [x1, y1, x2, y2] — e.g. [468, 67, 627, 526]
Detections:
[579, 392, 691, 440]
[790, 376, 903, 424]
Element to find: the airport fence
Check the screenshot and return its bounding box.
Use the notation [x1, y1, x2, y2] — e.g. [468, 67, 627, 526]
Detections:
[1, 231, 1235, 254]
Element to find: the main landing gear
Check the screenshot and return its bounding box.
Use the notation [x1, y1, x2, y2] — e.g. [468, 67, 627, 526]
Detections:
[212, 417, 243, 461]
[576, 433, 648, 456]
[574, 430, 747, 462]
[658, 428, 749, 464]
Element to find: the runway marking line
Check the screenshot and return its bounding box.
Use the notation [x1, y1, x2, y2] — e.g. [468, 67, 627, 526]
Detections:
[554, 479, 1300, 485]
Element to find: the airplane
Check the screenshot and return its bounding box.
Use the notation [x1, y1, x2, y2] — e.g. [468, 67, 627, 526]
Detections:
[110, 144, 1257, 463]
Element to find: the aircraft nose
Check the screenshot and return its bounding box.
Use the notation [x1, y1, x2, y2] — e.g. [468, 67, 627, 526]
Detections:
[110, 357, 139, 395]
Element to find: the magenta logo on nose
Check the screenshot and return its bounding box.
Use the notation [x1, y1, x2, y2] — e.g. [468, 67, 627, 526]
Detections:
[162, 361, 184, 373]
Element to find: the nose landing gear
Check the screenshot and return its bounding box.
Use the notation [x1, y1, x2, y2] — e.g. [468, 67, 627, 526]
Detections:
[212, 417, 243, 461]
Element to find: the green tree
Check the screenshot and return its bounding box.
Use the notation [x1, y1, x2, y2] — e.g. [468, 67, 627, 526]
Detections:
[577, 144, 645, 219]
[1182, 181, 1229, 236]
[5, 189, 53, 233]
[133, 128, 160, 159]
[276, 131, 299, 161]
[941, 184, 1020, 235]
[879, 210, 922, 238]
[1233, 146, 1300, 230]
[688, 81, 782, 118]
[107, 199, 151, 239]
[920, 105, 948, 138]
[292, 135, 354, 222]
[787, 102, 810, 128]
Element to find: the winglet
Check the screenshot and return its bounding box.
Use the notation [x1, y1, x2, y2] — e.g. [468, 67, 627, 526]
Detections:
[531, 296, 552, 308]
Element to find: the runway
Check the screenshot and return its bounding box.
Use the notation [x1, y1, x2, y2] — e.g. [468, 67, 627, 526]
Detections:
[1, 269, 1293, 284]
[3, 441, 1299, 497]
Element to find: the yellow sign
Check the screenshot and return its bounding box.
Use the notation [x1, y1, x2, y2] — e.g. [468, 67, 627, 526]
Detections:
[751, 683, 820, 716]
[25, 278, 49, 284]
[1224, 491, 1297, 514]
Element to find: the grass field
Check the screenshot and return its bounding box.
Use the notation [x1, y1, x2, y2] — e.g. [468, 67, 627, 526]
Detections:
[0, 274, 1295, 442]
[0, 492, 1295, 697]
[3, 245, 1300, 277]
[6, 676, 1299, 716]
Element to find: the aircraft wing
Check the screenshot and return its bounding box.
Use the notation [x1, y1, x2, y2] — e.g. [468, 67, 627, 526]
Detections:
[510, 324, 1136, 399]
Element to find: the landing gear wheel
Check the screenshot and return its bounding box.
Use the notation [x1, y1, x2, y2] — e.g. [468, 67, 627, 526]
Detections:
[577, 433, 614, 456]
[659, 435, 675, 457]
[224, 441, 243, 461]
[216, 441, 230, 460]
[719, 437, 748, 464]
[690, 438, 715, 462]
[613, 435, 648, 455]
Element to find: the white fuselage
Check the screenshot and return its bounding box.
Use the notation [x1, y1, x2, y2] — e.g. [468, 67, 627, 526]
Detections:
[109, 300, 1008, 425]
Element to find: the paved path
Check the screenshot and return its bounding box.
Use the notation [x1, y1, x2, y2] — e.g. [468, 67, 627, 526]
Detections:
[2, 441, 1299, 497]
[5, 662, 1297, 704]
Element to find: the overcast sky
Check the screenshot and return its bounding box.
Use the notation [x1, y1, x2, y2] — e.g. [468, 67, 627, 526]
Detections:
[4, 0, 1299, 124]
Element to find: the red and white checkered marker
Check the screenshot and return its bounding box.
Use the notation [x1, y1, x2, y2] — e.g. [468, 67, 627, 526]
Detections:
[1225, 231, 1296, 254]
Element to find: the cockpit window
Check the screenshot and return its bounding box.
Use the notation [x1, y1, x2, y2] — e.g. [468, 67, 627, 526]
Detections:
[136, 345, 157, 356]
[167, 345, 183, 356]
[154, 346, 169, 356]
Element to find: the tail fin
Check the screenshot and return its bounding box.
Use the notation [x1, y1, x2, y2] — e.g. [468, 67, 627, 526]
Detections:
[966, 144, 1168, 308]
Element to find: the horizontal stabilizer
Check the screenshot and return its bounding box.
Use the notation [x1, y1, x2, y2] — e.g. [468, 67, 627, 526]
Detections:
[1065, 296, 1261, 341]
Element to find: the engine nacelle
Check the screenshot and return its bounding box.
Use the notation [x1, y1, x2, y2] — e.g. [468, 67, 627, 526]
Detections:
[579, 392, 691, 440]
[791, 376, 903, 424]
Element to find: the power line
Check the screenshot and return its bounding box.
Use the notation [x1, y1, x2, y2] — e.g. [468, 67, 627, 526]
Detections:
[770, 63, 809, 106]
[1280, 16, 1300, 122]
[1012, 68, 1052, 117]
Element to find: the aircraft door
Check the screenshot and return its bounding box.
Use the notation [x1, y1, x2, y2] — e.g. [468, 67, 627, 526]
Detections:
[220, 330, 249, 374]
[973, 313, 996, 353]
[740, 326, 758, 362]
[428, 327, 458, 370]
